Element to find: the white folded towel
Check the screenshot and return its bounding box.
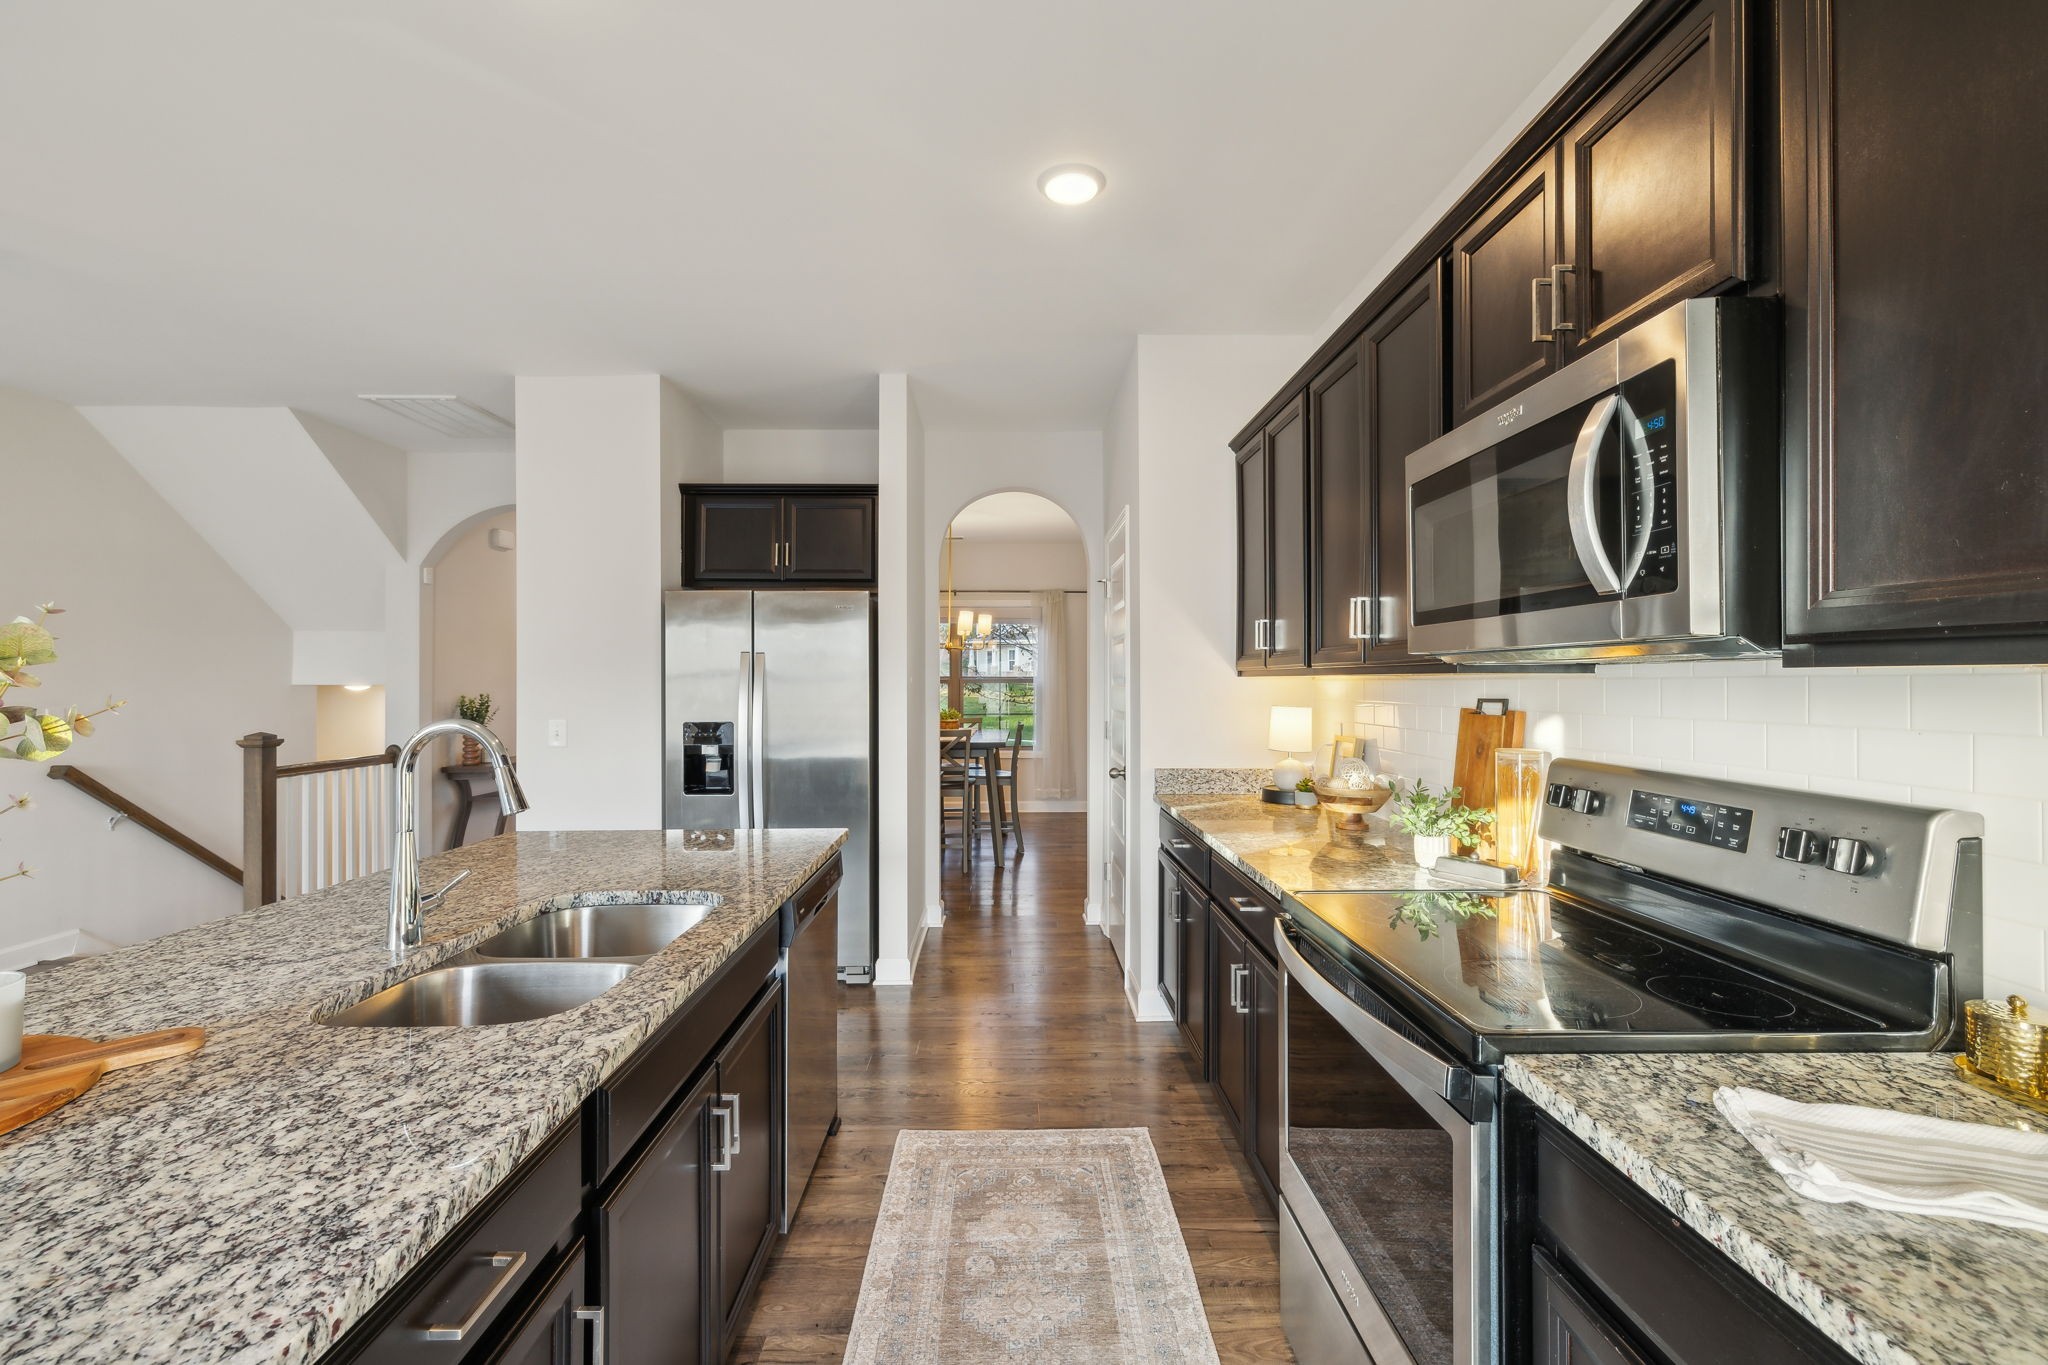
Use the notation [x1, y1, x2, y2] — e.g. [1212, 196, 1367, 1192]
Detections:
[1713, 1085, 2048, 1234]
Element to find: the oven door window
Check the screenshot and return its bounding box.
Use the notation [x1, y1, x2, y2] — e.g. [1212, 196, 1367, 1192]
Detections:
[1286, 969, 1456, 1365]
[1411, 395, 1623, 626]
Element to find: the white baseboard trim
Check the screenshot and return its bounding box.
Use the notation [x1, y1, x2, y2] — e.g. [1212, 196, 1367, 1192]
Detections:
[873, 956, 914, 986]
[1019, 798, 1087, 813]
[923, 900, 945, 929]
[0, 929, 81, 972]
[1132, 983, 1173, 1023]
[1082, 897, 1102, 926]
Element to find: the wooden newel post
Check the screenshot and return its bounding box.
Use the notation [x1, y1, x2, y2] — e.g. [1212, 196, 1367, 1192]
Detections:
[238, 732, 283, 908]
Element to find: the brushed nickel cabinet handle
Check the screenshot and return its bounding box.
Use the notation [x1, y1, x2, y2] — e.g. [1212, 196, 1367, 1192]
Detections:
[422, 1250, 527, 1341]
[574, 1305, 606, 1363]
[723, 1091, 742, 1157]
[711, 1100, 734, 1172]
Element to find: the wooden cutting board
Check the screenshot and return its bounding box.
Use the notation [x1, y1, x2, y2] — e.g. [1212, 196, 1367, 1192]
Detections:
[1452, 706, 1526, 858]
[0, 1028, 205, 1140]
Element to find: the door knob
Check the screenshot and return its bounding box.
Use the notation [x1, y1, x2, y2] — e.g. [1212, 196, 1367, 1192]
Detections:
[1108, 765, 1126, 780]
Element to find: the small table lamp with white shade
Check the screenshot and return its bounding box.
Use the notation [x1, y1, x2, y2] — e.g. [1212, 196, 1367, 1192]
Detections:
[1267, 706, 1315, 791]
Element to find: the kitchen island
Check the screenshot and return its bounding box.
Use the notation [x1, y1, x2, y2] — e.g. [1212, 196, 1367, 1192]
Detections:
[0, 827, 843, 1365]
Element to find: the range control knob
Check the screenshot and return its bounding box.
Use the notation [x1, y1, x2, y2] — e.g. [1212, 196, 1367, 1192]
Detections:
[1568, 787, 1604, 815]
[1826, 836, 1875, 876]
[1776, 827, 1826, 864]
[1547, 782, 1573, 809]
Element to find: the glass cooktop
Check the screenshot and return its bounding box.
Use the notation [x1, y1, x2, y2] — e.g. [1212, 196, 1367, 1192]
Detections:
[1287, 887, 1886, 1042]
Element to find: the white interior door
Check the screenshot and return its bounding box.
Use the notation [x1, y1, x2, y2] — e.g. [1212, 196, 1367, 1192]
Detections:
[1102, 508, 1130, 963]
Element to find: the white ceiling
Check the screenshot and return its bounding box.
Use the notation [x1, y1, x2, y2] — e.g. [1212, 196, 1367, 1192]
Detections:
[0, 0, 1620, 440]
[949, 491, 1082, 542]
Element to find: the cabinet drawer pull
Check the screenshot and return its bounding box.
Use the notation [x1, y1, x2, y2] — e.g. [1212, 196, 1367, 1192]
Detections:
[722, 1091, 742, 1157]
[711, 1099, 734, 1172]
[574, 1305, 606, 1363]
[1227, 895, 1260, 911]
[421, 1250, 527, 1341]
[1167, 839, 1193, 852]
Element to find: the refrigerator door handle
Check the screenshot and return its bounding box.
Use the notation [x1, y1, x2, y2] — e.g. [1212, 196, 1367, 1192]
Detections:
[735, 650, 753, 829]
[751, 650, 768, 829]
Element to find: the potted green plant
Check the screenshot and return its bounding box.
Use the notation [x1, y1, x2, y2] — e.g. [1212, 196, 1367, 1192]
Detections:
[938, 707, 963, 732]
[455, 693, 497, 765]
[1387, 780, 1494, 870]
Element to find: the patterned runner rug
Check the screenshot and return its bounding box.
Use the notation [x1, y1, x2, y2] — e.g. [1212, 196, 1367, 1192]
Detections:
[843, 1128, 1221, 1363]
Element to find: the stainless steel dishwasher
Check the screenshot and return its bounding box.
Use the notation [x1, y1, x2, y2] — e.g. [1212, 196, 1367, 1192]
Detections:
[782, 858, 842, 1231]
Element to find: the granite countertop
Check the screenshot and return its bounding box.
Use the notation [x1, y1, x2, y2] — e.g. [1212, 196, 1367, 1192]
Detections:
[1156, 791, 1458, 900]
[1508, 1052, 2048, 1365]
[0, 827, 844, 1365]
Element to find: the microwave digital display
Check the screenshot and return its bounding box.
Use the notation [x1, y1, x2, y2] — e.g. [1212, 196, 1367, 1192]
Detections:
[1641, 412, 1668, 432]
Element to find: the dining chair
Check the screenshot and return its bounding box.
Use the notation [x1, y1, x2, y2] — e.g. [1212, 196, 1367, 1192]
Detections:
[986, 729, 1024, 857]
[937, 730, 977, 864]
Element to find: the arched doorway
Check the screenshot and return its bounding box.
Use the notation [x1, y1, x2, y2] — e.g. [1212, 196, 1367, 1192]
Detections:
[934, 492, 1090, 902]
[420, 508, 516, 850]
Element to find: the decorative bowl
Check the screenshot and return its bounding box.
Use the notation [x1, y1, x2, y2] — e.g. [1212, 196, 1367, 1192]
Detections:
[1311, 779, 1393, 829]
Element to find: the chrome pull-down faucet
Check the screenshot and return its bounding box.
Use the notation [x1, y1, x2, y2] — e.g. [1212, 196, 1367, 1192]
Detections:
[388, 719, 528, 955]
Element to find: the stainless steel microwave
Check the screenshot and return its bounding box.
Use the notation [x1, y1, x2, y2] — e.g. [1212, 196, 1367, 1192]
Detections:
[1405, 296, 1779, 663]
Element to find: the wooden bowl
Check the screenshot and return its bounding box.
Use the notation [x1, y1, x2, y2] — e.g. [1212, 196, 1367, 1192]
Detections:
[1312, 780, 1393, 829]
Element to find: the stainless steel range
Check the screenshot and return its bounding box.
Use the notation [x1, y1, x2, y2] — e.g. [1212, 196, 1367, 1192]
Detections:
[1275, 760, 1983, 1365]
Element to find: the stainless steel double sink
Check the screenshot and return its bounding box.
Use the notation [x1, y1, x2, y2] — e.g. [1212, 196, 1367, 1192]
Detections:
[322, 896, 721, 1028]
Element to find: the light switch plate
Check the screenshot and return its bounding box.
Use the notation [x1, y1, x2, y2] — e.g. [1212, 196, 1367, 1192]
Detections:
[547, 719, 567, 747]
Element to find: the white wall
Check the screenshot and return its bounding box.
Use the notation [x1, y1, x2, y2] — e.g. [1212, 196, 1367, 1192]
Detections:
[384, 449, 516, 740]
[513, 376, 717, 829]
[874, 376, 928, 984]
[315, 686, 386, 760]
[1109, 336, 1331, 1018]
[0, 388, 314, 963]
[924, 432, 1107, 932]
[1348, 662, 2048, 1003]
[720, 429, 878, 484]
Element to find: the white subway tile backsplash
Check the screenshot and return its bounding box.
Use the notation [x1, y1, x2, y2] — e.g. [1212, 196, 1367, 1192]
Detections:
[1909, 673, 2043, 735]
[1808, 773, 1915, 803]
[1982, 915, 2047, 996]
[1765, 723, 1859, 777]
[1910, 786, 2044, 862]
[1556, 677, 1606, 713]
[1578, 713, 1635, 752]
[1727, 674, 1809, 724]
[1661, 677, 1728, 719]
[1694, 719, 1768, 769]
[1858, 728, 1972, 790]
[1977, 735, 2048, 800]
[1807, 673, 1909, 729]
[1604, 677, 1664, 717]
[1634, 717, 1693, 762]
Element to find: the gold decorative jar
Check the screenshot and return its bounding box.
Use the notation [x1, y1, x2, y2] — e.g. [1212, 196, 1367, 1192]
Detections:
[1957, 995, 2048, 1107]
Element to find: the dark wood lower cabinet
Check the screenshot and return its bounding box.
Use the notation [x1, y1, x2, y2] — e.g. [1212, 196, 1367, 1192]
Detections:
[1210, 905, 1252, 1133]
[1530, 1247, 1649, 1365]
[1248, 952, 1281, 1195]
[600, 1068, 717, 1365]
[484, 1245, 597, 1365]
[714, 981, 781, 1350]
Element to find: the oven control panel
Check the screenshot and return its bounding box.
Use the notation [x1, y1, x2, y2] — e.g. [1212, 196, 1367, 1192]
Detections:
[1627, 788, 1753, 852]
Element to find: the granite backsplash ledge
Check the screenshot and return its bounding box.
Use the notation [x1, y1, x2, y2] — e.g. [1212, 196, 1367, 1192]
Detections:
[1153, 767, 1272, 796]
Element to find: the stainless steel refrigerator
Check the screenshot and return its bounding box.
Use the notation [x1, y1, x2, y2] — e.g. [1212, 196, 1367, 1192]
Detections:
[662, 590, 877, 980]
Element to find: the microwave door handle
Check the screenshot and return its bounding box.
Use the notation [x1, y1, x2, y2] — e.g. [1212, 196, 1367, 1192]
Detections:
[1616, 398, 1657, 590]
[1565, 393, 1626, 595]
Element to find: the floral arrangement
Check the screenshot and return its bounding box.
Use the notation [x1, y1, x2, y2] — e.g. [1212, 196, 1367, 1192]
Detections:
[1387, 780, 1494, 846]
[938, 707, 964, 728]
[0, 605, 123, 885]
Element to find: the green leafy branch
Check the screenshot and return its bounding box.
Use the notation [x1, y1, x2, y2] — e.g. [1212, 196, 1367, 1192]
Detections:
[1387, 780, 1495, 844]
[0, 604, 120, 885]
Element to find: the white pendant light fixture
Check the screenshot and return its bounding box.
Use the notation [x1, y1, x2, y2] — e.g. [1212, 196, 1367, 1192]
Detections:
[1038, 163, 1105, 206]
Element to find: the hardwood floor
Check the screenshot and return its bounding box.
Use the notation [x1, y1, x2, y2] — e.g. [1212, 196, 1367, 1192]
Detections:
[731, 812, 1294, 1362]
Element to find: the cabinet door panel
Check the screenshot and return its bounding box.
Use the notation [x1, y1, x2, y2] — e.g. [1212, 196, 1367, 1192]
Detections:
[689, 494, 782, 584]
[715, 983, 781, 1344]
[1452, 155, 1558, 426]
[1308, 344, 1370, 668]
[601, 1073, 714, 1365]
[1365, 265, 1449, 670]
[1235, 442, 1269, 671]
[1266, 399, 1309, 670]
[1210, 906, 1250, 1134]
[485, 1245, 591, 1365]
[784, 495, 875, 582]
[1783, 0, 2048, 648]
[1179, 871, 1210, 1069]
[1561, 0, 1745, 357]
[1249, 954, 1281, 1195]
[1158, 858, 1181, 1020]
[1530, 1249, 1649, 1365]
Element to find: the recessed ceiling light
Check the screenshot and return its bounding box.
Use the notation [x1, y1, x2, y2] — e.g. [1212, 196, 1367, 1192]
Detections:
[1038, 164, 1105, 206]
[342, 683, 373, 693]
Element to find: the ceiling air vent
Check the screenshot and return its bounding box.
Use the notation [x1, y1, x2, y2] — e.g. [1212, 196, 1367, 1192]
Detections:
[357, 394, 512, 438]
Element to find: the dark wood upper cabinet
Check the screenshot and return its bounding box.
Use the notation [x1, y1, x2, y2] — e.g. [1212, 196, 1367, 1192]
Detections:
[681, 485, 877, 589]
[687, 491, 781, 584]
[1307, 341, 1370, 668]
[1452, 154, 1560, 427]
[1364, 266, 1450, 670]
[1780, 0, 2048, 661]
[1265, 399, 1310, 671]
[1234, 436, 1269, 672]
[782, 494, 875, 582]
[1559, 0, 1747, 358]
